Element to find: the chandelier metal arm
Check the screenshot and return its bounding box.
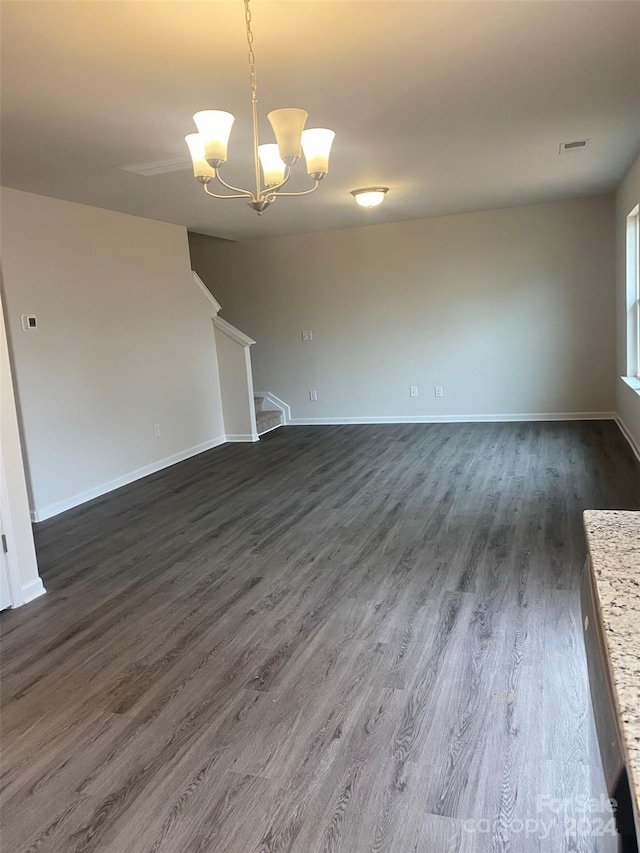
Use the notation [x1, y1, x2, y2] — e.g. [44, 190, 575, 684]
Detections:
[203, 183, 253, 201]
[268, 180, 320, 200]
[213, 162, 296, 205]
[214, 172, 256, 198]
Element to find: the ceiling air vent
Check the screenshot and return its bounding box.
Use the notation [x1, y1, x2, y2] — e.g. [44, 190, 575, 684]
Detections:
[559, 139, 589, 154]
[117, 154, 190, 177]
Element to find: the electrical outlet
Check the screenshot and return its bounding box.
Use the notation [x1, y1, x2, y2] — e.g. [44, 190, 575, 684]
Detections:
[434, 386, 444, 398]
[410, 386, 418, 398]
[154, 423, 161, 436]
[302, 330, 313, 341]
[309, 390, 318, 401]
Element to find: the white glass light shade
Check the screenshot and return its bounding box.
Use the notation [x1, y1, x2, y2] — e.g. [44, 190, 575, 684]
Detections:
[301, 128, 335, 179]
[193, 110, 235, 166]
[267, 109, 308, 165]
[351, 187, 388, 208]
[258, 144, 286, 187]
[185, 134, 216, 181]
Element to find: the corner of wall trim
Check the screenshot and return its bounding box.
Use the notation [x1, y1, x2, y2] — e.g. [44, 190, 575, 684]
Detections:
[225, 433, 260, 442]
[20, 578, 46, 604]
[212, 316, 255, 347]
[615, 415, 640, 462]
[31, 435, 227, 522]
[191, 270, 222, 315]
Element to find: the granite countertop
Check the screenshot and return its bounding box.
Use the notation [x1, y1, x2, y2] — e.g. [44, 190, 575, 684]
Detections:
[583, 510, 640, 831]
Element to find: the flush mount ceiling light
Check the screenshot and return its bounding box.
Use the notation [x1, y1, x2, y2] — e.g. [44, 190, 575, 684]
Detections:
[185, 0, 335, 215]
[351, 187, 389, 208]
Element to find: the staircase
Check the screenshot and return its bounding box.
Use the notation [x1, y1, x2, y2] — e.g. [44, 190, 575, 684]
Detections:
[254, 396, 283, 436]
[191, 272, 286, 443]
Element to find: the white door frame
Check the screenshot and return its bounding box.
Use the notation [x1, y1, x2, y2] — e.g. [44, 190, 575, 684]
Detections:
[0, 457, 25, 608]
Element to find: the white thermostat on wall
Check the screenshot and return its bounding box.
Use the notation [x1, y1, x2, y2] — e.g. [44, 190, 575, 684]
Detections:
[21, 314, 37, 331]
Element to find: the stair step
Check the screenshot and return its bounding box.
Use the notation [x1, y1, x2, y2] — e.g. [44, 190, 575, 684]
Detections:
[254, 396, 264, 412]
[256, 409, 282, 435]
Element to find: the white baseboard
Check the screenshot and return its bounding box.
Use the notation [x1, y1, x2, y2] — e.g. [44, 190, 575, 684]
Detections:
[289, 411, 617, 426]
[225, 433, 259, 443]
[257, 422, 284, 437]
[615, 415, 640, 462]
[29, 413, 628, 523]
[31, 435, 227, 522]
[21, 578, 46, 604]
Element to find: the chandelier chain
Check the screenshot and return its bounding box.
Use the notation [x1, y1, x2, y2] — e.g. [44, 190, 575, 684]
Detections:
[244, 0, 258, 104]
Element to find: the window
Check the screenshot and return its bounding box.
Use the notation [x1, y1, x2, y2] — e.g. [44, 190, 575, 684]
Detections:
[625, 204, 640, 385]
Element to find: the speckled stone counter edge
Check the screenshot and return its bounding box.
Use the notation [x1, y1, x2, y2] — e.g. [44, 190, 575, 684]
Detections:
[583, 509, 640, 836]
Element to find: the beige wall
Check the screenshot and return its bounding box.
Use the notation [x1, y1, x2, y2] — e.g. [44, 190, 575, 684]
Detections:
[615, 151, 640, 455]
[189, 194, 616, 423]
[0, 288, 42, 601]
[1, 187, 225, 520]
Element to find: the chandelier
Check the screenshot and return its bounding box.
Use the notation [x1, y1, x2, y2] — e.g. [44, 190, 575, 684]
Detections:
[185, 0, 335, 215]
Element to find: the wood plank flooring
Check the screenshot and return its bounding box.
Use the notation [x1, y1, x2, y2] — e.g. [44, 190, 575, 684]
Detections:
[1, 421, 639, 852]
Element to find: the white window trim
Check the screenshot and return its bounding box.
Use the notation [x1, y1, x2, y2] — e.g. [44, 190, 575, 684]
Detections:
[622, 203, 640, 392]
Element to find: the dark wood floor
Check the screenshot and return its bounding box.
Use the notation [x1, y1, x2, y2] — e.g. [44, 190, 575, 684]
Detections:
[1, 421, 639, 852]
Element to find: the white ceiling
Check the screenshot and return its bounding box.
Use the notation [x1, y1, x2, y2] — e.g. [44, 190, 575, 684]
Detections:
[1, 0, 639, 242]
